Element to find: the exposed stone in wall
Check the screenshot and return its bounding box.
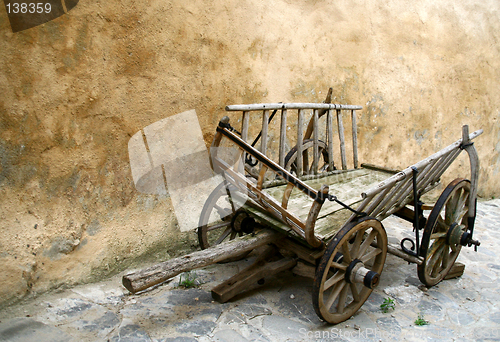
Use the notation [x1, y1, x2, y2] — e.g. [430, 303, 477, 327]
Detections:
[0, 0, 499, 306]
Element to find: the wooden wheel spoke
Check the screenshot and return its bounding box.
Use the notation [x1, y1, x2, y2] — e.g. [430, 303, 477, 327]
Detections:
[431, 253, 444, 277]
[350, 229, 367, 258]
[213, 204, 228, 214]
[337, 285, 349, 314]
[207, 221, 231, 232]
[341, 243, 352, 264]
[441, 245, 451, 269]
[358, 230, 378, 257]
[456, 193, 468, 213]
[429, 242, 446, 277]
[214, 227, 232, 244]
[454, 206, 468, 225]
[350, 283, 360, 302]
[430, 231, 447, 240]
[445, 190, 461, 224]
[324, 271, 345, 291]
[330, 262, 347, 271]
[436, 215, 448, 232]
[360, 247, 382, 263]
[325, 281, 346, 311]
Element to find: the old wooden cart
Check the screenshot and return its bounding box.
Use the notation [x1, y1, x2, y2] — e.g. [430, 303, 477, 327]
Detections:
[123, 92, 482, 324]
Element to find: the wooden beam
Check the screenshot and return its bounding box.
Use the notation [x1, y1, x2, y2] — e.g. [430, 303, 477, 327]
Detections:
[211, 245, 297, 303]
[352, 110, 358, 169]
[297, 109, 304, 177]
[279, 109, 287, 167]
[337, 109, 347, 170]
[122, 229, 282, 294]
[327, 109, 334, 172]
[313, 109, 319, 175]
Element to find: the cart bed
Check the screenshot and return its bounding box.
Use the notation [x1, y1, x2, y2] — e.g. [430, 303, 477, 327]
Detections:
[263, 168, 394, 240]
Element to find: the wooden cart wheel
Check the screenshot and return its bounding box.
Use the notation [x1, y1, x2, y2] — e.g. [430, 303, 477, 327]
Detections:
[313, 217, 387, 324]
[284, 139, 332, 175]
[418, 178, 470, 287]
[198, 181, 252, 259]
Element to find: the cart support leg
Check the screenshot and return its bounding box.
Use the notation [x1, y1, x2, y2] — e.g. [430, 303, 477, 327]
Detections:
[211, 245, 297, 303]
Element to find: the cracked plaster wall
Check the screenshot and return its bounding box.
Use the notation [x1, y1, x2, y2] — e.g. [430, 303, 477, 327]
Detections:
[0, 0, 499, 306]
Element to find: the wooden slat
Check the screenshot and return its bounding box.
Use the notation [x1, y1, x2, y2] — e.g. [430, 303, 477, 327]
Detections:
[417, 150, 459, 193]
[261, 110, 269, 155]
[337, 109, 347, 170]
[241, 111, 250, 142]
[327, 109, 334, 171]
[260, 110, 269, 174]
[382, 162, 435, 217]
[279, 109, 287, 167]
[313, 109, 319, 175]
[352, 110, 358, 169]
[362, 185, 394, 217]
[214, 156, 308, 239]
[281, 183, 294, 209]
[297, 109, 304, 177]
[362, 129, 482, 199]
[257, 164, 269, 190]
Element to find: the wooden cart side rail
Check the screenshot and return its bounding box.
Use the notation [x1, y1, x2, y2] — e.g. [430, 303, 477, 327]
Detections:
[345, 127, 483, 226]
[211, 121, 326, 248]
[215, 122, 321, 201]
[361, 128, 483, 199]
[213, 156, 307, 241]
[225, 102, 361, 177]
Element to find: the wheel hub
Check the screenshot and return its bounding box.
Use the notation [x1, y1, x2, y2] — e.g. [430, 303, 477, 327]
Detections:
[231, 211, 255, 234]
[446, 222, 465, 251]
[345, 259, 380, 289]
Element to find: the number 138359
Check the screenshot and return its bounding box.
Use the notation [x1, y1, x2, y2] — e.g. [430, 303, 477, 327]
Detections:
[6, 3, 52, 14]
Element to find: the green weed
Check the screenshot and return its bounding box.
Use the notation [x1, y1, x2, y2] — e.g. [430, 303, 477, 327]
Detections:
[178, 271, 198, 288]
[380, 297, 395, 313]
[414, 313, 429, 326]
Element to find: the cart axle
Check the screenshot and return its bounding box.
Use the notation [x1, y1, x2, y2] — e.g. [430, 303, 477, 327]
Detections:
[345, 259, 380, 289]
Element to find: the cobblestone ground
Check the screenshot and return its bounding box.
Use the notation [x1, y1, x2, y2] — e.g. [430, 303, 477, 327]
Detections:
[1, 199, 499, 342]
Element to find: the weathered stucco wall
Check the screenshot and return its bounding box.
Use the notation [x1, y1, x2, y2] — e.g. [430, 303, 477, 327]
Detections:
[1, 0, 499, 306]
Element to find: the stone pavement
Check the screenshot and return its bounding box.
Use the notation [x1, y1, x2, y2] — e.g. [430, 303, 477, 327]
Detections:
[1, 199, 499, 342]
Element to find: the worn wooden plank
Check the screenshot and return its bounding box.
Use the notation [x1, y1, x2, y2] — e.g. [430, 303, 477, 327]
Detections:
[327, 109, 334, 172]
[291, 261, 317, 279]
[352, 110, 358, 169]
[241, 111, 250, 142]
[297, 109, 304, 177]
[444, 262, 465, 279]
[265, 168, 391, 223]
[122, 229, 281, 294]
[337, 109, 347, 170]
[261, 110, 269, 156]
[279, 109, 287, 168]
[226, 103, 362, 111]
[361, 163, 400, 174]
[274, 238, 324, 264]
[313, 109, 319, 175]
[385, 243, 423, 265]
